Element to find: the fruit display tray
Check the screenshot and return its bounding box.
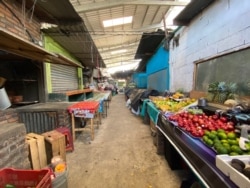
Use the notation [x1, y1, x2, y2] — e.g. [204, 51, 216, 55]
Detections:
[216, 154, 250, 188]
[200, 139, 217, 152]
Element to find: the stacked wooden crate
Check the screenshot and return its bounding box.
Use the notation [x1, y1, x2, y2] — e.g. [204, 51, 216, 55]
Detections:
[26, 130, 66, 169]
[26, 133, 47, 170]
[42, 130, 66, 164]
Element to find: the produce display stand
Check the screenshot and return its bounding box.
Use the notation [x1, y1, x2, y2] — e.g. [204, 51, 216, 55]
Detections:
[156, 113, 238, 187]
[86, 92, 111, 118]
[99, 90, 112, 108]
[68, 101, 100, 141]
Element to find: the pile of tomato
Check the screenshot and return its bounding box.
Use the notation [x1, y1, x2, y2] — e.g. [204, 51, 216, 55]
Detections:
[168, 111, 235, 137]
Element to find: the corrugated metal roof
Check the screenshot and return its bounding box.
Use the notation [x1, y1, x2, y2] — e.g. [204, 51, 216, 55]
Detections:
[15, 0, 103, 68]
[16, 0, 82, 25]
[174, 0, 215, 25]
[69, 0, 189, 72]
[14, 0, 215, 78]
[41, 23, 105, 68]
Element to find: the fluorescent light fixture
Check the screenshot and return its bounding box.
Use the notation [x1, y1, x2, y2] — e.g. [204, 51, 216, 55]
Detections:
[103, 16, 133, 28]
[41, 22, 57, 29]
[111, 49, 127, 55]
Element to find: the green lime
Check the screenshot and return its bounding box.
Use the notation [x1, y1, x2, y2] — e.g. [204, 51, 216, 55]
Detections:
[211, 130, 217, 135]
[202, 135, 208, 142]
[217, 146, 229, 154]
[221, 139, 228, 144]
[204, 138, 213, 147]
[228, 139, 238, 146]
[213, 139, 221, 145]
[217, 129, 226, 133]
[218, 132, 227, 140]
[204, 130, 210, 136]
[214, 142, 223, 150]
[222, 143, 231, 153]
[229, 152, 239, 156]
[245, 143, 250, 151]
[231, 145, 243, 155]
[227, 132, 237, 140]
[208, 133, 217, 140]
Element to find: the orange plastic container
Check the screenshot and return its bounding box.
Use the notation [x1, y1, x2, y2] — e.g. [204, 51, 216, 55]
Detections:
[0, 168, 52, 188]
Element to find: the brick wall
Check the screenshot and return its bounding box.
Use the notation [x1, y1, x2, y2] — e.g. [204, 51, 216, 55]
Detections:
[0, 0, 41, 43]
[0, 109, 31, 169]
[0, 108, 18, 125]
[0, 122, 31, 169]
[58, 109, 72, 129]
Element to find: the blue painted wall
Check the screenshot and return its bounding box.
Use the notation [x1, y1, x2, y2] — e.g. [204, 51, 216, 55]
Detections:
[133, 72, 147, 88]
[146, 46, 169, 74]
[132, 44, 169, 91]
[146, 45, 170, 91]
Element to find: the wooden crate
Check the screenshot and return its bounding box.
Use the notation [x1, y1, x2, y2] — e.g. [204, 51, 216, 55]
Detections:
[25, 133, 47, 170]
[42, 130, 66, 164]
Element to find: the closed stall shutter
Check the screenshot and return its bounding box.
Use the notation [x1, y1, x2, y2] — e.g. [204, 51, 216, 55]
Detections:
[51, 64, 78, 92]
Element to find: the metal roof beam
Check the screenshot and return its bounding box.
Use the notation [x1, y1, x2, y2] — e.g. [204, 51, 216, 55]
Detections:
[106, 60, 139, 68]
[75, 0, 188, 13]
[103, 52, 136, 60]
[99, 43, 138, 53]
[90, 23, 164, 39]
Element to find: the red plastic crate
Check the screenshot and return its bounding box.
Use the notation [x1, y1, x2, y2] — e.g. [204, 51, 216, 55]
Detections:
[0, 168, 52, 188]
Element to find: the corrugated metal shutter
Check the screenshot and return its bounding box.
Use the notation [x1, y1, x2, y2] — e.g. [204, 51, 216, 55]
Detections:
[19, 111, 58, 134]
[51, 64, 78, 92]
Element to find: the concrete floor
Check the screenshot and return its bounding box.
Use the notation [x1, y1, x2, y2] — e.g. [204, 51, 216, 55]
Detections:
[66, 94, 186, 188]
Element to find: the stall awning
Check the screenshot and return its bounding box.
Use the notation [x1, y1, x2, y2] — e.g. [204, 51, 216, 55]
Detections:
[0, 28, 56, 62]
[0, 28, 83, 68]
[55, 54, 84, 68]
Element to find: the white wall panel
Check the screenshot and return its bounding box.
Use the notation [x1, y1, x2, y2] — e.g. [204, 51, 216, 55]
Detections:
[169, 0, 250, 92]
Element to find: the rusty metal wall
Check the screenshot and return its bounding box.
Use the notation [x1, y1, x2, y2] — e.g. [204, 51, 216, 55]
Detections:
[19, 111, 58, 134]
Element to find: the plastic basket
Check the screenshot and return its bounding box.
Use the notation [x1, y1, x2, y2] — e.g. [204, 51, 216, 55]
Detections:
[0, 168, 52, 188]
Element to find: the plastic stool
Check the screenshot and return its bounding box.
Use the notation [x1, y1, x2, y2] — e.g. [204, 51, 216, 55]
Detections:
[56, 127, 74, 152]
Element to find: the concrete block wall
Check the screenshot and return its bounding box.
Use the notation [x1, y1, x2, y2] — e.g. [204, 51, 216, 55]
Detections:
[169, 0, 250, 92]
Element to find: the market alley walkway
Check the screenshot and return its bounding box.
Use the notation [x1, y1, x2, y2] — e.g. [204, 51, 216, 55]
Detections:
[66, 94, 184, 188]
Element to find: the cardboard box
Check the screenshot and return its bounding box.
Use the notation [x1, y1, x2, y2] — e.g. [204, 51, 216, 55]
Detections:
[26, 133, 47, 169]
[189, 90, 206, 99]
[216, 154, 250, 188]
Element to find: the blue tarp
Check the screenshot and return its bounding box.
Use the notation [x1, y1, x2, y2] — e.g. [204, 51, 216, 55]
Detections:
[140, 99, 159, 124]
[86, 92, 111, 113]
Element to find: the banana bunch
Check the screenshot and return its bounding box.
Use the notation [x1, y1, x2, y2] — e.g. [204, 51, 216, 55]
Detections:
[172, 92, 184, 99]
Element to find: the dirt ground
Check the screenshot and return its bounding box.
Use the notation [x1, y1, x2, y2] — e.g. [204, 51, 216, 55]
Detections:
[66, 94, 186, 188]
